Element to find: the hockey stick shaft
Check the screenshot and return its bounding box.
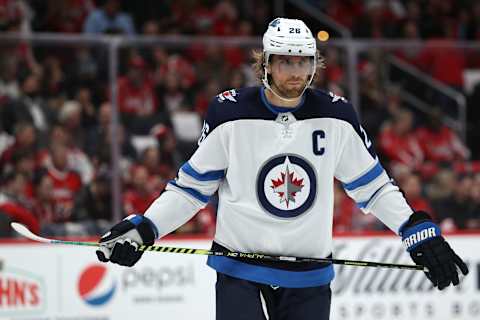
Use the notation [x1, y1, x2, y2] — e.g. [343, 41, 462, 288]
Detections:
[10, 222, 426, 272]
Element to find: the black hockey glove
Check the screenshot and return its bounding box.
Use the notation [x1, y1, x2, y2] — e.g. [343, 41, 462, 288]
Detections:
[96, 214, 158, 267]
[399, 211, 469, 290]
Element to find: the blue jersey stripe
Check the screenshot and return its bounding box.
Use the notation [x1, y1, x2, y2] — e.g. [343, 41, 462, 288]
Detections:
[354, 182, 389, 209]
[180, 162, 225, 181]
[168, 180, 210, 204]
[343, 161, 384, 191]
[207, 256, 334, 288]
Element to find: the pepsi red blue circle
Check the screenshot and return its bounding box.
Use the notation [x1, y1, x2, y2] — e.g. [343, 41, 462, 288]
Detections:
[78, 264, 116, 306]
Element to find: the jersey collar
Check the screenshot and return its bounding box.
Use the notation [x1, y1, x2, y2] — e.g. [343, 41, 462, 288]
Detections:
[260, 87, 305, 114]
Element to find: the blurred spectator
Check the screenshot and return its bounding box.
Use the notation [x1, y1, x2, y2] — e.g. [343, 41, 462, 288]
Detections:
[58, 100, 84, 146]
[358, 61, 387, 136]
[42, 142, 82, 222]
[139, 145, 173, 190]
[68, 47, 102, 91]
[377, 108, 423, 170]
[31, 170, 55, 227]
[415, 108, 470, 163]
[150, 123, 179, 172]
[0, 171, 39, 234]
[10, 148, 36, 197]
[352, 0, 396, 38]
[75, 87, 97, 129]
[0, 55, 20, 102]
[72, 167, 113, 221]
[399, 172, 433, 214]
[193, 44, 226, 84]
[0, 122, 37, 171]
[414, 22, 466, 90]
[123, 165, 160, 215]
[142, 19, 159, 35]
[85, 102, 137, 166]
[38, 125, 94, 184]
[432, 174, 477, 231]
[40, 0, 93, 33]
[324, 48, 345, 86]
[325, 0, 363, 29]
[160, 72, 188, 114]
[0, 73, 51, 135]
[394, 20, 422, 63]
[83, 0, 135, 35]
[0, 0, 32, 33]
[118, 56, 161, 134]
[42, 55, 66, 98]
[212, 0, 239, 36]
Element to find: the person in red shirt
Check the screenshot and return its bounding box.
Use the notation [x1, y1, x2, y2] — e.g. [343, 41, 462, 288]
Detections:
[413, 22, 466, 89]
[44, 142, 82, 222]
[0, 171, 39, 234]
[415, 108, 470, 163]
[378, 108, 424, 170]
[118, 56, 158, 116]
[123, 165, 160, 216]
[399, 172, 434, 215]
[0, 122, 36, 170]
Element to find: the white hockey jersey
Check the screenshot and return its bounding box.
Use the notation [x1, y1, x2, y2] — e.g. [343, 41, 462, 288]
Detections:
[144, 86, 413, 288]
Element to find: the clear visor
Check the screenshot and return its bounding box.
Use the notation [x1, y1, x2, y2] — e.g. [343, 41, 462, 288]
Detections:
[270, 55, 315, 75]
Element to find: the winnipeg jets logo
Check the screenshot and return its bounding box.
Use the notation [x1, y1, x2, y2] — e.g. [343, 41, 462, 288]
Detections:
[328, 91, 347, 103]
[217, 89, 238, 103]
[257, 154, 316, 218]
[271, 163, 304, 208]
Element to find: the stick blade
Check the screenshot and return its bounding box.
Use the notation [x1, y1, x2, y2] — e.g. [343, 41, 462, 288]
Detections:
[10, 222, 50, 243]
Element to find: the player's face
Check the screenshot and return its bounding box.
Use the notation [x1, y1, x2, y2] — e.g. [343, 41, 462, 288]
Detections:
[269, 55, 313, 98]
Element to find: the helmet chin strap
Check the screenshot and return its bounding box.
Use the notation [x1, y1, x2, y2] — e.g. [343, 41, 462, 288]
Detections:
[262, 56, 317, 103]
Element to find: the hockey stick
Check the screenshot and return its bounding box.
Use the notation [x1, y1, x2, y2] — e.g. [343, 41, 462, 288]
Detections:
[11, 222, 426, 272]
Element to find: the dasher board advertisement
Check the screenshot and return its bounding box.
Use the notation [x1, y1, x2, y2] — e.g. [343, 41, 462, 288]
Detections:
[0, 235, 479, 320]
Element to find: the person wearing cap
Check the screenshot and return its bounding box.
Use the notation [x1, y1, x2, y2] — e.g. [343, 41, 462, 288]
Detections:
[95, 18, 468, 319]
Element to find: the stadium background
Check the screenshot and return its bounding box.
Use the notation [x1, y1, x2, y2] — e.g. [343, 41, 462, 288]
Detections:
[0, 1, 480, 319]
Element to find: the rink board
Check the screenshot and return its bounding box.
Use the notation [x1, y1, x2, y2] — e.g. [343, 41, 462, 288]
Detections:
[0, 235, 479, 320]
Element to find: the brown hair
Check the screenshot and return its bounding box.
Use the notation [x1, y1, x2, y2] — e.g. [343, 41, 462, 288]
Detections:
[251, 49, 326, 84]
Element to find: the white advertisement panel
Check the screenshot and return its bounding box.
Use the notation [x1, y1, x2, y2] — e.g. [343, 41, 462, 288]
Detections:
[0, 235, 479, 320]
[331, 235, 480, 320]
[0, 239, 216, 320]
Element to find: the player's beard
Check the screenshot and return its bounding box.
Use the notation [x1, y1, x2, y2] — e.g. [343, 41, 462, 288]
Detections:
[271, 76, 309, 99]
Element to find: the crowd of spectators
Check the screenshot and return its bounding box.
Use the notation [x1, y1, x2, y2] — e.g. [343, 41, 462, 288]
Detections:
[0, 0, 479, 238]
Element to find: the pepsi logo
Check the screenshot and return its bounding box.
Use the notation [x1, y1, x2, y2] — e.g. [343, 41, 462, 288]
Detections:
[78, 264, 116, 306]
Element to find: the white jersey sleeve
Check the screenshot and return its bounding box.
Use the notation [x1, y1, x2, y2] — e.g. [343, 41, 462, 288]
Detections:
[144, 101, 228, 238]
[334, 104, 412, 234]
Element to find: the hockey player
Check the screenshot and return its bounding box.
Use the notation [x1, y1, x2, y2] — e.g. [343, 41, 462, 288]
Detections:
[96, 18, 468, 320]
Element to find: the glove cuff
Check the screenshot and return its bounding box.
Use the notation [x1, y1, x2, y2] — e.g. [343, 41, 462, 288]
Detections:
[101, 214, 158, 245]
[126, 214, 158, 243]
[399, 211, 441, 252]
[399, 210, 433, 233]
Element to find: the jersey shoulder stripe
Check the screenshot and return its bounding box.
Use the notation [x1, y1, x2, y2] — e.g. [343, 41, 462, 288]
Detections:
[180, 162, 225, 181]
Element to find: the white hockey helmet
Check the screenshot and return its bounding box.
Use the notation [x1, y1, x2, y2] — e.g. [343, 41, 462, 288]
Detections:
[262, 18, 317, 100]
[263, 18, 317, 61]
